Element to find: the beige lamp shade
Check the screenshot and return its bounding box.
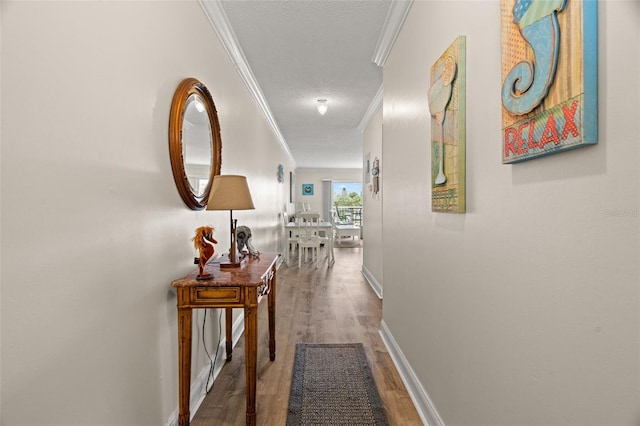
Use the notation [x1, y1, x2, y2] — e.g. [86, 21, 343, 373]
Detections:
[206, 175, 255, 211]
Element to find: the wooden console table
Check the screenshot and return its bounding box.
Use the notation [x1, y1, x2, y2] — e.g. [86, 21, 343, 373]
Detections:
[171, 253, 280, 426]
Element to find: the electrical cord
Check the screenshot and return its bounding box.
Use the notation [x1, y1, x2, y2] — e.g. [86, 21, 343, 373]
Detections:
[202, 308, 223, 394]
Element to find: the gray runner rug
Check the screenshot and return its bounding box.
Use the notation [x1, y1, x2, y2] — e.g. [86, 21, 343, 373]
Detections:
[286, 343, 390, 425]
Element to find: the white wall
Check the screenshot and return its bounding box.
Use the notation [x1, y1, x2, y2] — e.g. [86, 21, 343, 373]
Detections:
[0, 2, 3, 418]
[362, 107, 383, 295]
[383, 1, 639, 425]
[0, 1, 294, 424]
[294, 168, 362, 217]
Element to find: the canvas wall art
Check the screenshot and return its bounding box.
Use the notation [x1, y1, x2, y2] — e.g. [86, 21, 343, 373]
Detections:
[302, 184, 314, 196]
[501, 0, 598, 163]
[428, 36, 466, 213]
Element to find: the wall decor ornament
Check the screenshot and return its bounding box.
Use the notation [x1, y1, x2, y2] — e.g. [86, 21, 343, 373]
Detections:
[290, 171, 296, 203]
[302, 184, 314, 196]
[501, 0, 598, 163]
[371, 157, 380, 195]
[428, 36, 466, 213]
[277, 164, 284, 183]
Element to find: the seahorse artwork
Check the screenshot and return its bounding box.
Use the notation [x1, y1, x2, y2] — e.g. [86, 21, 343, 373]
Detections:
[500, 0, 598, 163]
[502, 0, 567, 115]
[193, 226, 218, 279]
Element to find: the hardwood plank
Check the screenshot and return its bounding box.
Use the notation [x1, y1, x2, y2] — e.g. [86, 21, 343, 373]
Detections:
[191, 245, 423, 425]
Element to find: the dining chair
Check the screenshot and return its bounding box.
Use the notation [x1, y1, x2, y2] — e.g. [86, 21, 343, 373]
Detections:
[283, 212, 299, 265]
[296, 202, 311, 214]
[296, 212, 328, 267]
[334, 206, 353, 225]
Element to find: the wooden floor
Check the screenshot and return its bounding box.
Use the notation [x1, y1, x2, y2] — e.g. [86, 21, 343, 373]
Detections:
[191, 242, 423, 425]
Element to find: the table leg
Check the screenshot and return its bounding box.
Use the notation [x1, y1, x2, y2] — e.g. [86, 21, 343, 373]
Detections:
[328, 236, 335, 264]
[268, 266, 276, 361]
[225, 308, 233, 362]
[177, 304, 192, 426]
[244, 288, 258, 426]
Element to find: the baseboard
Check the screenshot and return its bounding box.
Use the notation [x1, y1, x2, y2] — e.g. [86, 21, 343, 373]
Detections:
[361, 265, 383, 299]
[379, 320, 445, 426]
[166, 311, 245, 426]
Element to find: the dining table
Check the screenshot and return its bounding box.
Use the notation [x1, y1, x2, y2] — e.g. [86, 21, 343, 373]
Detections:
[285, 220, 334, 265]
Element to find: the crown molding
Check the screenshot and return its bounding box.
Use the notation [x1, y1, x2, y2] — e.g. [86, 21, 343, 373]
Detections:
[199, 0, 296, 166]
[372, 0, 413, 67]
[358, 84, 383, 132]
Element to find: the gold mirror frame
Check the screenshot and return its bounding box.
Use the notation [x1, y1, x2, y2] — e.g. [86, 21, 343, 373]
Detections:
[169, 78, 222, 210]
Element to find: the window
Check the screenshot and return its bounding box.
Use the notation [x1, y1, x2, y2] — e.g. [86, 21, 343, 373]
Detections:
[332, 181, 362, 226]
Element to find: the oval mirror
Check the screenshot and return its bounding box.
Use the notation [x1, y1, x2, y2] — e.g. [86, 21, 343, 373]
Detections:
[169, 78, 222, 210]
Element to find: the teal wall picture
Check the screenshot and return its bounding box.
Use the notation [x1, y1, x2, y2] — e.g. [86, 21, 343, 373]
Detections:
[302, 184, 314, 196]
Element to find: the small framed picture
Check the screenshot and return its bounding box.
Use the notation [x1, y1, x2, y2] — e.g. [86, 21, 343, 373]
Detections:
[290, 172, 296, 203]
[302, 184, 314, 196]
[364, 152, 371, 183]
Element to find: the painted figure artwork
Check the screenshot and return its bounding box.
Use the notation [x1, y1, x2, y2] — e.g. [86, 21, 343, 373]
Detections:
[428, 36, 466, 213]
[501, 0, 598, 163]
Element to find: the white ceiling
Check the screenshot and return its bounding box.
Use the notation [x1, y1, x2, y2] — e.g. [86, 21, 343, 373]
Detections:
[201, 0, 406, 169]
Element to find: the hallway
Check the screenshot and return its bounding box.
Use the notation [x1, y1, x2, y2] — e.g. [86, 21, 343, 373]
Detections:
[192, 244, 422, 425]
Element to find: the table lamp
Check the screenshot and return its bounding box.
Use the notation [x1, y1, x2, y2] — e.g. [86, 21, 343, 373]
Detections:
[206, 175, 255, 268]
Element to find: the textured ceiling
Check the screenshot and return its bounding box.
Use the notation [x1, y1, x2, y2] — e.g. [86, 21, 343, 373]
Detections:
[218, 0, 391, 169]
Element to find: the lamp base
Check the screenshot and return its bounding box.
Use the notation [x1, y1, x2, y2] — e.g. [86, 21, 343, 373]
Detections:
[218, 252, 244, 269]
[196, 274, 215, 280]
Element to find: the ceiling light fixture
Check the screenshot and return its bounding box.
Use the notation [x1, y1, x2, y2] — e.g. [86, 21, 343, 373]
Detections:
[316, 99, 328, 115]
